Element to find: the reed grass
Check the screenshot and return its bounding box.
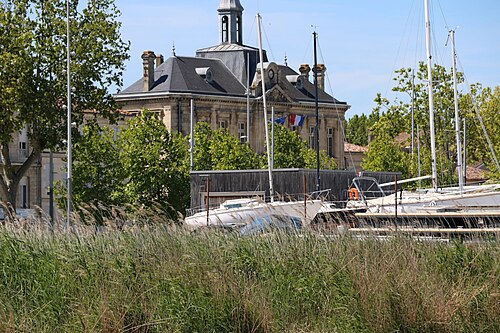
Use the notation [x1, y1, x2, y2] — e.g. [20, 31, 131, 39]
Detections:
[0, 217, 498, 332]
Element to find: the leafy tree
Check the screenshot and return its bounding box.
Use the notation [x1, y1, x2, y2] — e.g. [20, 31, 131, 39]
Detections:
[70, 121, 125, 207]
[364, 62, 478, 185]
[271, 124, 337, 170]
[362, 116, 410, 177]
[0, 0, 129, 209]
[120, 110, 189, 218]
[193, 122, 213, 171]
[193, 122, 260, 171]
[461, 85, 500, 179]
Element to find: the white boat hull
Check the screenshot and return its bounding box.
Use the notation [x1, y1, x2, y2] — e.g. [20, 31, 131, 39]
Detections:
[185, 200, 323, 229]
[349, 188, 500, 214]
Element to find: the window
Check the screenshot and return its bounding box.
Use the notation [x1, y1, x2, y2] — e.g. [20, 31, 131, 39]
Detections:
[19, 127, 28, 158]
[20, 178, 28, 208]
[238, 122, 246, 143]
[290, 125, 298, 132]
[222, 16, 229, 43]
[219, 120, 227, 132]
[327, 127, 334, 157]
[237, 15, 242, 44]
[309, 126, 316, 149]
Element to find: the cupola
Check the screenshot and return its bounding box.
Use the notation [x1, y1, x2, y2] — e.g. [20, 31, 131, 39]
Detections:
[218, 0, 244, 45]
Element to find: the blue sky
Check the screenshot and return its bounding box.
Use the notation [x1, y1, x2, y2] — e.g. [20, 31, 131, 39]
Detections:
[114, 0, 499, 118]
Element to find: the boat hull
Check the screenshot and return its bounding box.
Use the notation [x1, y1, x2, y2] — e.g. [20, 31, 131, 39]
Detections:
[185, 200, 323, 229]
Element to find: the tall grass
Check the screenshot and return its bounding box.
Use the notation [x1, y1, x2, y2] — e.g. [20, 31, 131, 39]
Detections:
[0, 222, 498, 332]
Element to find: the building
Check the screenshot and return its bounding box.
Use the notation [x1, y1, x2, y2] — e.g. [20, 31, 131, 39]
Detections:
[1, 0, 351, 219]
[0, 113, 134, 220]
[114, 0, 350, 163]
[344, 143, 368, 173]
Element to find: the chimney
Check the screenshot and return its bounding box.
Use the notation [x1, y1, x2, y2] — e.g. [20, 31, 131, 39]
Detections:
[313, 64, 327, 91]
[142, 50, 156, 92]
[299, 64, 311, 80]
[155, 54, 164, 68]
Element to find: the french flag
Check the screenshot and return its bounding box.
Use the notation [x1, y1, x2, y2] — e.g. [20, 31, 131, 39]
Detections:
[290, 114, 306, 126]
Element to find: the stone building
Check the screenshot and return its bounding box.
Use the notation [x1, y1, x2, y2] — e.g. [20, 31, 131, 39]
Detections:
[115, 0, 350, 164]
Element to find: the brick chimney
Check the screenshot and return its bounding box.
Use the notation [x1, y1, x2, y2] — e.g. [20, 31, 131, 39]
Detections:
[313, 64, 327, 91]
[299, 64, 311, 80]
[142, 50, 156, 92]
[155, 54, 164, 68]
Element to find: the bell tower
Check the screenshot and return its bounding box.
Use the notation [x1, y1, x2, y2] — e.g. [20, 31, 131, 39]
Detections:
[218, 0, 244, 45]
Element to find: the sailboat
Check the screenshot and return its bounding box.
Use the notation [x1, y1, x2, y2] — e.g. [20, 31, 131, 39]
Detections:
[185, 13, 323, 229]
[346, 0, 500, 226]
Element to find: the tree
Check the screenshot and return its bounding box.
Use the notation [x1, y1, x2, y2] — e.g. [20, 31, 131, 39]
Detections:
[0, 0, 129, 210]
[271, 124, 337, 170]
[193, 122, 260, 171]
[364, 62, 475, 185]
[120, 110, 189, 218]
[461, 85, 500, 179]
[70, 121, 125, 208]
[362, 116, 410, 177]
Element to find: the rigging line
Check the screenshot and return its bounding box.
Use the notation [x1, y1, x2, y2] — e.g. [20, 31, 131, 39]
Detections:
[382, 0, 419, 105]
[260, 18, 276, 62]
[457, 56, 500, 174]
[436, 0, 450, 31]
[300, 31, 313, 66]
[317, 37, 356, 170]
[246, 16, 257, 47]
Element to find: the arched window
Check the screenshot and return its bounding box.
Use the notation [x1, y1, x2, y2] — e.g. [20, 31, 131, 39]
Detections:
[222, 16, 229, 43]
[236, 15, 242, 44]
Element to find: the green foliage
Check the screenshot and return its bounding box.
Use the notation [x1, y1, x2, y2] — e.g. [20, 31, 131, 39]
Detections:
[70, 121, 125, 207]
[272, 124, 337, 170]
[362, 115, 410, 177]
[0, 0, 129, 206]
[365, 63, 500, 184]
[0, 228, 499, 332]
[193, 122, 260, 171]
[120, 110, 189, 217]
[462, 86, 500, 179]
[65, 111, 190, 221]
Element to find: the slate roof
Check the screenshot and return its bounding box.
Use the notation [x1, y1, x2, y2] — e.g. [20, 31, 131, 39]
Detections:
[119, 56, 246, 97]
[118, 55, 347, 106]
[277, 65, 346, 104]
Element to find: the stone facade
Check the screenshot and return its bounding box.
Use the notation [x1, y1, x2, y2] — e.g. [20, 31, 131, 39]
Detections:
[115, 0, 350, 166]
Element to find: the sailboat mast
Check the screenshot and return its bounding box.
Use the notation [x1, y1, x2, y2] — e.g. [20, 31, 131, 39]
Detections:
[424, 0, 438, 192]
[256, 13, 274, 202]
[66, 0, 73, 224]
[450, 29, 464, 193]
[313, 31, 320, 192]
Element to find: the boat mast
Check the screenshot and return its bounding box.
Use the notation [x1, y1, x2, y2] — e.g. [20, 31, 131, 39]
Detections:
[449, 29, 464, 193]
[66, 0, 73, 225]
[313, 31, 320, 192]
[424, 0, 438, 192]
[256, 13, 274, 202]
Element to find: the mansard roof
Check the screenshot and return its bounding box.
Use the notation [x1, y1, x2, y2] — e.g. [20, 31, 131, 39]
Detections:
[119, 56, 246, 97]
[276, 65, 346, 104]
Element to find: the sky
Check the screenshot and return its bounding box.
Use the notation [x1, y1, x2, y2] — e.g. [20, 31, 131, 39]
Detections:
[114, 0, 499, 118]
